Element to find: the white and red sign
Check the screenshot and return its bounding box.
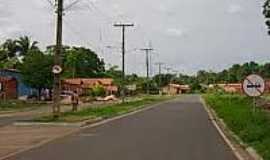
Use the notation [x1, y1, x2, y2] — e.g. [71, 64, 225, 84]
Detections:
[52, 65, 63, 74]
[242, 74, 265, 97]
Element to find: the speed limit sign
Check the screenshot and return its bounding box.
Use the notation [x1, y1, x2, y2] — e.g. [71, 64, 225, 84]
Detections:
[242, 74, 265, 97]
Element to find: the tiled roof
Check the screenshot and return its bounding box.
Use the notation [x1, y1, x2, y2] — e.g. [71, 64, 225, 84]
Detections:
[0, 69, 20, 73]
[63, 78, 114, 86]
[0, 76, 16, 82]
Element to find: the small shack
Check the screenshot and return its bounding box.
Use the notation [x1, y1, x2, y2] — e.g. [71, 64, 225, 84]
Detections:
[0, 77, 17, 99]
[162, 84, 191, 95]
[0, 69, 37, 98]
[62, 78, 118, 96]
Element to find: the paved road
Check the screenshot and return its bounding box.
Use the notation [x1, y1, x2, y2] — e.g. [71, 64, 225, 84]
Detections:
[7, 95, 237, 160]
[0, 115, 32, 127]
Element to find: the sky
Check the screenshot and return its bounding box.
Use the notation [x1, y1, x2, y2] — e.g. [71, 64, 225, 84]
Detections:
[0, 0, 270, 76]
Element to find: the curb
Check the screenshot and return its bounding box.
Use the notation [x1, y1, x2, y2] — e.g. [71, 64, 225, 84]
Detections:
[200, 96, 263, 160]
[13, 117, 104, 128]
[1, 98, 176, 160]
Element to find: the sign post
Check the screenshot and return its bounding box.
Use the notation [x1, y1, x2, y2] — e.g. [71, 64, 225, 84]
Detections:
[242, 74, 265, 112]
[0, 82, 2, 92]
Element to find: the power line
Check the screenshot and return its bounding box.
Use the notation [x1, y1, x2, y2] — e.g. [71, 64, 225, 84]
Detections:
[45, 0, 54, 7]
[113, 23, 134, 102]
[63, 18, 98, 52]
[140, 48, 154, 94]
[64, 0, 83, 11]
[155, 62, 164, 94]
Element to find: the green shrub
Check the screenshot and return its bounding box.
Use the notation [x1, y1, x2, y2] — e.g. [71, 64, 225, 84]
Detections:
[91, 85, 106, 97]
[204, 94, 270, 160]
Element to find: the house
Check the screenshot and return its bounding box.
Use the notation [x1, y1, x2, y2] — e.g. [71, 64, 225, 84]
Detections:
[0, 77, 17, 99]
[162, 84, 191, 95]
[0, 69, 37, 99]
[209, 83, 243, 94]
[62, 78, 118, 96]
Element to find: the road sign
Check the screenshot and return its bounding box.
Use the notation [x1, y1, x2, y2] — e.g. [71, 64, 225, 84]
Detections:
[242, 74, 265, 97]
[52, 65, 63, 74]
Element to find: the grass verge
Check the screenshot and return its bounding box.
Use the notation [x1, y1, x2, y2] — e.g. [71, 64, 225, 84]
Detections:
[203, 94, 270, 160]
[34, 95, 175, 123]
[0, 100, 41, 112]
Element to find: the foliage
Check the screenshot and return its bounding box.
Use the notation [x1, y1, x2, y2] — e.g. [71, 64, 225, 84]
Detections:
[204, 94, 270, 159]
[0, 36, 39, 69]
[152, 74, 176, 87]
[63, 47, 105, 78]
[164, 61, 270, 93]
[19, 50, 54, 95]
[263, 0, 270, 35]
[90, 85, 106, 97]
[0, 100, 41, 111]
[16, 36, 39, 57]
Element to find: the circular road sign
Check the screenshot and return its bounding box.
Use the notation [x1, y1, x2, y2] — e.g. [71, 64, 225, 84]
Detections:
[242, 74, 265, 97]
[52, 65, 63, 74]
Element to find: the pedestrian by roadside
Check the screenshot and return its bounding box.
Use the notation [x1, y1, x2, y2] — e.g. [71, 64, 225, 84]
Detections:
[72, 91, 79, 112]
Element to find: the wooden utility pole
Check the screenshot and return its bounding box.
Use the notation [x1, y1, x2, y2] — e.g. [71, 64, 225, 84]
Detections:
[53, 0, 64, 117]
[140, 48, 153, 94]
[113, 23, 134, 103]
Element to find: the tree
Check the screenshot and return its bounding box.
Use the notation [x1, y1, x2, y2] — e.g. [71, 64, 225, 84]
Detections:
[63, 47, 105, 78]
[19, 50, 54, 99]
[1, 39, 19, 59]
[263, 0, 270, 35]
[0, 39, 20, 69]
[16, 36, 39, 56]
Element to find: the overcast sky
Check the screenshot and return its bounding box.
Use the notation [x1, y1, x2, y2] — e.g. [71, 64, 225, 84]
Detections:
[0, 0, 270, 75]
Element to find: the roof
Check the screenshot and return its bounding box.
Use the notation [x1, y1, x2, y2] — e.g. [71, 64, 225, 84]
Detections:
[63, 78, 114, 86]
[0, 69, 20, 73]
[168, 84, 191, 90]
[0, 76, 16, 82]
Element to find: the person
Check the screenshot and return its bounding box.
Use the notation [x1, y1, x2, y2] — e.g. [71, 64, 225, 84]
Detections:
[71, 91, 79, 112]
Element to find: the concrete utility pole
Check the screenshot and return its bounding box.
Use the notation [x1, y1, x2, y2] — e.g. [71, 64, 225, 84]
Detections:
[52, 0, 64, 117]
[155, 62, 164, 94]
[113, 23, 134, 102]
[140, 48, 153, 94]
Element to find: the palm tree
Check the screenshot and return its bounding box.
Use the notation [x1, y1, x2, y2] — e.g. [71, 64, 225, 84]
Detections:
[16, 36, 39, 56]
[1, 39, 19, 59]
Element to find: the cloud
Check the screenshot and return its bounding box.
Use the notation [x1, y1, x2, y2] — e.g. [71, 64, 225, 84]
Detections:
[156, 4, 175, 16]
[0, 25, 23, 38]
[166, 28, 187, 38]
[227, 4, 244, 14]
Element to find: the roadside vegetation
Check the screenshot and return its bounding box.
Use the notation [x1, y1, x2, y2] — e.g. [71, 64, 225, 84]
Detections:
[0, 100, 42, 112]
[34, 95, 175, 123]
[203, 93, 270, 159]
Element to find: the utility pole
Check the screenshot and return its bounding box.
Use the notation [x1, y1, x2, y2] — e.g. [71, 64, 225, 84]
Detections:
[113, 23, 134, 103]
[52, 0, 64, 117]
[155, 62, 164, 94]
[140, 48, 153, 94]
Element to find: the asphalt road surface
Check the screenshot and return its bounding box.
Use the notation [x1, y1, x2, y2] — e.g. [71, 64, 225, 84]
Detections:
[7, 95, 237, 160]
[0, 115, 32, 127]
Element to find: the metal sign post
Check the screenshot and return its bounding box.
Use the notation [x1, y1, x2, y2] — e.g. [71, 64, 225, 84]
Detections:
[242, 74, 265, 112]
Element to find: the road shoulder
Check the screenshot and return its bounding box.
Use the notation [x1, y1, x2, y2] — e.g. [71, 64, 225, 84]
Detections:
[200, 96, 262, 160]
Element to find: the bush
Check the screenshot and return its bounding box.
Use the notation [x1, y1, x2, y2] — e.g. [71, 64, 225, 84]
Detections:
[91, 85, 106, 97]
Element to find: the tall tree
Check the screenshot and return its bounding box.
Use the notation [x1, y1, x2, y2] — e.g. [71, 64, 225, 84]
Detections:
[263, 1, 270, 34]
[63, 47, 105, 78]
[16, 36, 39, 56]
[1, 39, 19, 59]
[19, 50, 54, 98]
[0, 39, 20, 68]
